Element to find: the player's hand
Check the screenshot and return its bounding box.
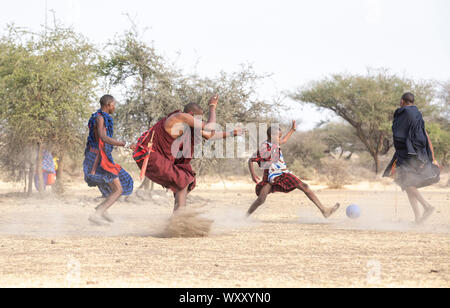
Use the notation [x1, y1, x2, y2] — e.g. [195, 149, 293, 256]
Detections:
[291, 120, 297, 131]
[433, 160, 442, 170]
[209, 95, 219, 108]
[129, 143, 137, 151]
[252, 174, 261, 184]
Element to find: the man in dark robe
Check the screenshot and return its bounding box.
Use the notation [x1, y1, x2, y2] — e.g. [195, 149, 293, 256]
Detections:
[383, 92, 440, 224]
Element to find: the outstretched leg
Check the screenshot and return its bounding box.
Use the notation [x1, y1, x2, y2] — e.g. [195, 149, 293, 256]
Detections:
[90, 178, 123, 224]
[407, 186, 435, 224]
[247, 184, 272, 216]
[296, 182, 340, 218]
[410, 187, 433, 209]
[405, 187, 422, 224]
[173, 181, 193, 213]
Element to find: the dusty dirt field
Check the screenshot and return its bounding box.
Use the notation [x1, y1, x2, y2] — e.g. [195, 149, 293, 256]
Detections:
[0, 177, 449, 288]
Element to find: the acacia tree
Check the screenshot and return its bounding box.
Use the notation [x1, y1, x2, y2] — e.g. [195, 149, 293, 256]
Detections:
[440, 81, 450, 119]
[175, 68, 274, 177]
[98, 27, 179, 141]
[427, 81, 450, 167]
[317, 122, 366, 159]
[290, 70, 435, 174]
[98, 28, 184, 190]
[100, 28, 273, 187]
[0, 25, 98, 195]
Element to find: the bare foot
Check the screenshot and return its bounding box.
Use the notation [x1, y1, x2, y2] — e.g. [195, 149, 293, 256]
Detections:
[323, 203, 341, 219]
[417, 207, 435, 225]
[89, 213, 110, 226]
[101, 211, 115, 223]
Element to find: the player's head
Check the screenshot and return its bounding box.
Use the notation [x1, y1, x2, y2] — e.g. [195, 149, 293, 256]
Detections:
[184, 103, 204, 117]
[401, 92, 415, 107]
[267, 125, 282, 144]
[100, 95, 117, 114]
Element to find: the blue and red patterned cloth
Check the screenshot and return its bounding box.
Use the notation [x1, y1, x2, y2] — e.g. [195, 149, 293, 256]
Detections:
[83, 110, 133, 197]
[34, 150, 56, 190]
[42, 150, 56, 173]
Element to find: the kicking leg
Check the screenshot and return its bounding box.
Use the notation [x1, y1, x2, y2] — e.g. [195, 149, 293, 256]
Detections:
[90, 178, 122, 225]
[410, 187, 433, 209]
[173, 181, 193, 213]
[247, 184, 272, 216]
[410, 187, 435, 224]
[297, 182, 340, 218]
[405, 187, 422, 224]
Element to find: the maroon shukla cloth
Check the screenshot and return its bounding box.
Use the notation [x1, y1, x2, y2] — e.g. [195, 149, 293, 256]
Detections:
[255, 171, 304, 196]
[251, 142, 304, 196]
[134, 111, 196, 193]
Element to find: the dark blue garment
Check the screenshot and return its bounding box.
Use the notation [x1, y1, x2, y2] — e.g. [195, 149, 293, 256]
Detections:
[384, 105, 439, 189]
[85, 110, 115, 161]
[392, 105, 432, 166]
[83, 110, 133, 197]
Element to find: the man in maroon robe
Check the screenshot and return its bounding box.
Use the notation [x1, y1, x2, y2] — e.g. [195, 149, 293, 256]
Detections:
[134, 95, 243, 212]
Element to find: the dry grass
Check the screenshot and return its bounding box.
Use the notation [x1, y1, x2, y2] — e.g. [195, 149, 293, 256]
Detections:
[0, 178, 449, 288]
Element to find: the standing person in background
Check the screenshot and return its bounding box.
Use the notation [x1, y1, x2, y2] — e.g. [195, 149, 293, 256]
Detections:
[34, 149, 56, 191]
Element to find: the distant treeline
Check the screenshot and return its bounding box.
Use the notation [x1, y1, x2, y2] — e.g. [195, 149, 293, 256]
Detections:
[0, 23, 448, 194]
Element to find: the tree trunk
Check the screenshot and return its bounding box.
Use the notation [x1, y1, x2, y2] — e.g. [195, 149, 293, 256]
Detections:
[27, 165, 34, 197]
[372, 152, 380, 174]
[354, 127, 381, 175]
[381, 138, 392, 155]
[36, 143, 45, 195]
[23, 171, 27, 193]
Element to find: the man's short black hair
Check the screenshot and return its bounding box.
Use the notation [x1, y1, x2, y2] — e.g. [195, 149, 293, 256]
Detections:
[100, 95, 115, 107]
[402, 92, 415, 104]
[184, 103, 203, 114]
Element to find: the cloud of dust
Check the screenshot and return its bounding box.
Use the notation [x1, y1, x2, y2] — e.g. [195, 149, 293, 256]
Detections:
[160, 206, 213, 238]
[335, 205, 419, 233]
[158, 205, 256, 238]
[0, 197, 75, 237]
[329, 192, 450, 234]
[0, 193, 257, 238]
[206, 207, 257, 235]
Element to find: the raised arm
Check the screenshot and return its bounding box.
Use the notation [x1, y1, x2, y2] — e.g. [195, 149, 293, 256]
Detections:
[203, 95, 219, 131]
[426, 131, 438, 165]
[280, 121, 297, 145]
[201, 127, 244, 140]
[248, 158, 261, 184]
[167, 112, 244, 140]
